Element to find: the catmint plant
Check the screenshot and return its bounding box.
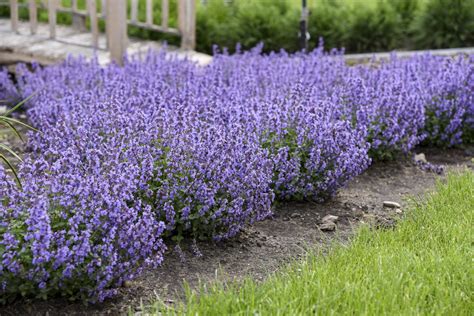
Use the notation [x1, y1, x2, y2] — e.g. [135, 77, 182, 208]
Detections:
[0, 47, 472, 303]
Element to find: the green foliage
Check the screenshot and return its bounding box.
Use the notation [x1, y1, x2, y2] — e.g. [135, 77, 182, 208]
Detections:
[423, 107, 453, 147]
[196, 0, 300, 53]
[195, 0, 240, 53]
[412, 0, 474, 49]
[306, 0, 349, 51]
[422, 91, 471, 147]
[141, 141, 231, 243]
[344, 0, 405, 52]
[195, 0, 473, 54]
[1, 0, 473, 53]
[127, 0, 181, 46]
[149, 171, 474, 315]
[462, 125, 474, 144]
[388, 0, 421, 48]
[261, 127, 315, 200]
[390, 0, 421, 24]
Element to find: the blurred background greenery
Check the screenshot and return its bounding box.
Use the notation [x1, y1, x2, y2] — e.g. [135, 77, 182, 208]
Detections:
[1, 0, 473, 54]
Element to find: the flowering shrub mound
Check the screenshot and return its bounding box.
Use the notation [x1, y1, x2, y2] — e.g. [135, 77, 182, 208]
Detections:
[0, 104, 167, 302]
[0, 70, 18, 105]
[411, 54, 474, 146]
[0, 48, 473, 302]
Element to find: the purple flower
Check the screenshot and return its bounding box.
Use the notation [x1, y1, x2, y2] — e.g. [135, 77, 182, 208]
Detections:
[1, 46, 472, 303]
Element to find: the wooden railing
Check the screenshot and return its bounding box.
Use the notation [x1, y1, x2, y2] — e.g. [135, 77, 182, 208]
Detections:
[6, 0, 196, 65]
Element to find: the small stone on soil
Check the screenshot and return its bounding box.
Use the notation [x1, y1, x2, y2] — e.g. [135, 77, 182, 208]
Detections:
[414, 153, 427, 163]
[290, 212, 301, 218]
[319, 221, 336, 231]
[321, 214, 339, 223]
[351, 208, 364, 218]
[383, 201, 401, 208]
[395, 208, 403, 214]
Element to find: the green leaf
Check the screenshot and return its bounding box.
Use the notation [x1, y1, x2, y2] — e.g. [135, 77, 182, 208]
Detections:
[0, 143, 23, 161]
[3, 120, 24, 142]
[0, 154, 22, 188]
[3, 92, 37, 117]
[0, 116, 38, 132]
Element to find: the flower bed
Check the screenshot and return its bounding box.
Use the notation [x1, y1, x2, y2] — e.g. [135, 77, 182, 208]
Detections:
[1, 48, 472, 303]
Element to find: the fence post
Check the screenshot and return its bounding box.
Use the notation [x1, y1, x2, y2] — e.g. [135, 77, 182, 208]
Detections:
[131, 0, 138, 23]
[88, 0, 99, 49]
[72, 0, 87, 32]
[106, 0, 128, 66]
[146, 0, 153, 25]
[179, 0, 196, 50]
[10, 0, 18, 33]
[28, 0, 37, 35]
[178, 0, 184, 33]
[48, 0, 57, 39]
[101, 0, 106, 17]
[161, 0, 169, 30]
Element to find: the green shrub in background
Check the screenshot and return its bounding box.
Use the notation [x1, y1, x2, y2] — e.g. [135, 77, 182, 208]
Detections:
[126, 0, 181, 46]
[195, 0, 242, 53]
[412, 0, 474, 49]
[1, 0, 473, 54]
[196, 0, 474, 54]
[344, 0, 405, 52]
[388, 0, 420, 48]
[196, 0, 300, 53]
[306, 0, 348, 51]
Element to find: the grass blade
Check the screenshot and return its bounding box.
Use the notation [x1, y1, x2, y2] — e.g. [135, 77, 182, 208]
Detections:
[3, 92, 37, 117]
[0, 143, 23, 162]
[2, 120, 25, 142]
[0, 154, 22, 188]
[0, 116, 39, 132]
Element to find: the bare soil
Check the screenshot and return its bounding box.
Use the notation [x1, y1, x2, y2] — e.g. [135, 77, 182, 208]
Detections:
[0, 144, 472, 316]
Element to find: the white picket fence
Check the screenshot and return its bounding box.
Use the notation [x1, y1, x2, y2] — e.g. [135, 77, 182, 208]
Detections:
[5, 0, 196, 65]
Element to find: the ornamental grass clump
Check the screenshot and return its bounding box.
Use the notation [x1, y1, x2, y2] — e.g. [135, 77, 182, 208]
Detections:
[0, 47, 473, 303]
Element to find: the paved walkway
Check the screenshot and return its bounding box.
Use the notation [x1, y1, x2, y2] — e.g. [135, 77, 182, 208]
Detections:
[0, 18, 212, 67]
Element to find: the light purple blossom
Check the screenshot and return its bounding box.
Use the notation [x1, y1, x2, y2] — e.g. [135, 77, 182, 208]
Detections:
[0, 46, 472, 302]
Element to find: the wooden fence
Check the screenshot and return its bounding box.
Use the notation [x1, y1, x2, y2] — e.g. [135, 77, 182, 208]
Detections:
[6, 0, 196, 65]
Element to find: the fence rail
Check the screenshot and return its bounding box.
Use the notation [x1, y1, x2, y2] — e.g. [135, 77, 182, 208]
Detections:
[3, 0, 196, 65]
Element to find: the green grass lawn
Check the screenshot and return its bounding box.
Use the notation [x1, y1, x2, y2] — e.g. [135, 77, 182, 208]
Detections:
[148, 171, 473, 315]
